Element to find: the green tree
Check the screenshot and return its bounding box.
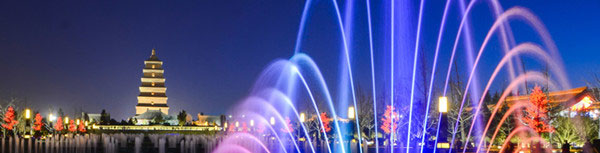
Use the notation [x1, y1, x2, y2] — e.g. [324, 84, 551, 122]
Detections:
[152, 115, 165, 125]
[177, 110, 187, 126]
[100, 109, 110, 125]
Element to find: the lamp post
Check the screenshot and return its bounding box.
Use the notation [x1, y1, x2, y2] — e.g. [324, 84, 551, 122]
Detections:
[348, 106, 357, 151]
[437, 97, 449, 153]
[24, 109, 32, 138]
[64, 116, 69, 132]
[299, 113, 306, 152]
[49, 113, 55, 134]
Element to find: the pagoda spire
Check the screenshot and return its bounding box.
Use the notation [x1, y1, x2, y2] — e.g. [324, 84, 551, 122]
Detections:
[151, 48, 156, 56]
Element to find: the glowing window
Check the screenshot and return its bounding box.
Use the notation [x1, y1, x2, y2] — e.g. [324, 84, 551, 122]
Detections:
[151, 92, 155, 96]
[151, 82, 155, 86]
[152, 73, 155, 77]
[152, 65, 156, 69]
[571, 96, 593, 111]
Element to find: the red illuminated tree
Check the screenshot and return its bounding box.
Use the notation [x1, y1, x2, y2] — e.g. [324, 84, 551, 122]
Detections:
[78, 121, 86, 133]
[34, 113, 43, 131]
[320, 112, 331, 133]
[280, 117, 294, 133]
[380, 105, 398, 134]
[522, 85, 554, 134]
[55, 117, 64, 131]
[227, 122, 236, 133]
[68, 120, 76, 132]
[256, 123, 265, 133]
[242, 122, 248, 133]
[2, 106, 18, 131]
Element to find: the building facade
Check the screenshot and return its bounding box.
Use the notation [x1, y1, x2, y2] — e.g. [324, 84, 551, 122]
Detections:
[135, 49, 169, 115]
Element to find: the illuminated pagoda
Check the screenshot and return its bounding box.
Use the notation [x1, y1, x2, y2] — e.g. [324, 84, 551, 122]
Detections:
[135, 49, 169, 115]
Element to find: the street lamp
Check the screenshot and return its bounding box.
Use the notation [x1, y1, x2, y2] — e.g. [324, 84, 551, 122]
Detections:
[437, 96, 450, 151]
[439, 97, 448, 113]
[64, 117, 69, 124]
[348, 106, 355, 119]
[24, 108, 32, 139]
[270, 117, 275, 125]
[235, 121, 239, 127]
[76, 119, 80, 125]
[250, 120, 254, 127]
[299, 113, 306, 123]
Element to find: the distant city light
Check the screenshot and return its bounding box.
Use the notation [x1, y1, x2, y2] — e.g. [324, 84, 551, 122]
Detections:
[270, 117, 275, 125]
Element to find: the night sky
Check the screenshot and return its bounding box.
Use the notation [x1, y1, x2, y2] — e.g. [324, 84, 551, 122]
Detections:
[0, 0, 598, 120]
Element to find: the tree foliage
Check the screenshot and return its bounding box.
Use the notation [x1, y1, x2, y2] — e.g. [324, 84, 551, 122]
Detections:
[33, 113, 43, 131]
[55, 117, 64, 131]
[68, 120, 76, 132]
[522, 85, 554, 133]
[380, 105, 398, 134]
[78, 121, 86, 133]
[280, 117, 293, 133]
[100, 109, 110, 125]
[177, 110, 187, 126]
[2, 106, 18, 131]
[320, 112, 331, 133]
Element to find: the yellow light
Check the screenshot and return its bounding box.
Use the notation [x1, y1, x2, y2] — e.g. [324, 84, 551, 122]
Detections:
[270, 117, 275, 125]
[224, 122, 228, 128]
[299, 113, 306, 123]
[298, 137, 306, 141]
[24, 109, 31, 119]
[348, 106, 355, 119]
[49, 114, 56, 122]
[64, 117, 69, 124]
[571, 96, 593, 111]
[250, 120, 254, 127]
[235, 121, 239, 127]
[437, 142, 450, 148]
[85, 121, 88, 126]
[439, 97, 448, 113]
[76, 119, 80, 125]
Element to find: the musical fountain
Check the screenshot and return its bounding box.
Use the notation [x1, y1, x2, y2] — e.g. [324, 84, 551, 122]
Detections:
[213, 0, 575, 153]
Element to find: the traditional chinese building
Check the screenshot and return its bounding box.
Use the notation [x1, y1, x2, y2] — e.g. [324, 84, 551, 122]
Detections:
[466, 86, 599, 115]
[505, 86, 599, 112]
[135, 49, 169, 115]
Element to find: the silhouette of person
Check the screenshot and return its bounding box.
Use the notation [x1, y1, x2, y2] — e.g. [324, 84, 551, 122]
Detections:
[562, 141, 571, 153]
